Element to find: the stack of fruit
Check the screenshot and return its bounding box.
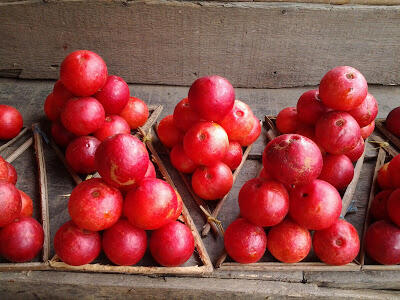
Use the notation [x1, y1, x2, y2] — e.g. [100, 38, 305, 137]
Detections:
[224, 66, 375, 266]
[157, 75, 260, 201]
[365, 154, 400, 265]
[48, 50, 194, 267]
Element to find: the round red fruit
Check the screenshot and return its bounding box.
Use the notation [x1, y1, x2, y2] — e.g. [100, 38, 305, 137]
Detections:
[53, 80, 74, 101]
[258, 167, 272, 181]
[173, 98, 201, 132]
[370, 190, 392, 221]
[65, 136, 101, 174]
[103, 219, 147, 266]
[5, 162, 17, 185]
[345, 136, 365, 162]
[191, 162, 233, 200]
[222, 141, 243, 171]
[297, 90, 327, 125]
[170, 143, 197, 174]
[51, 121, 76, 147]
[60, 50, 108, 97]
[239, 116, 261, 146]
[119, 96, 149, 130]
[0, 156, 8, 182]
[318, 154, 354, 190]
[276, 107, 298, 134]
[44, 93, 66, 121]
[224, 218, 266, 264]
[319, 66, 368, 111]
[143, 160, 156, 179]
[377, 162, 392, 190]
[0, 181, 21, 227]
[388, 154, 400, 188]
[157, 115, 184, 148]
[68, 178, 123, 231]
[94, 75, 130, 114]
[0, 105, 23, 140]
[386, 107, 400, 137]
[267, 219, 311, 263]
[360, 120, 375, 140]
[387, 189, 400, 227]
[18, 189, 33, 217]
[94, 115, 130, 142]
[348, 93, 378, 127]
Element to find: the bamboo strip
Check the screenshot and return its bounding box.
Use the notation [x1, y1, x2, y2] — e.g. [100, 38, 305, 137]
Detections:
[0, 262, 50, 271]
[50, 140, 82, 185]
[5, 137, 33, 163]
[0, 127, 28, 153]
[220, 262, 360, 272]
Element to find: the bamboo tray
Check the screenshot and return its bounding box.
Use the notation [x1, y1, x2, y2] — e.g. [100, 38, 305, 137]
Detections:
[48, 105, 213, 275]
[0, 125, 51, 271]
[215, 115, 367, 272]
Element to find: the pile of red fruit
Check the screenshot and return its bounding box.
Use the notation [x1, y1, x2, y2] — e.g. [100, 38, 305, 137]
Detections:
[47, 50, 194, 267]
[365, 154, 400, 265]
[385, 106, 400, 137]
[0, 155, 43, 263]
[224, 66, 374, 265]
[157, 75, 260, 200]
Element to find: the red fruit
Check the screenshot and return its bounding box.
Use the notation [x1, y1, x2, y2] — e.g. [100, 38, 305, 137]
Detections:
[51, 121, 76, 147]
[262, 134, 323, 186]
[170, 143, 197, 174]
[124, 178, 178, 230]
[157, 115, 184, 148]
[183, 121, 229, 166]
[238, 178, 289, 227]
[65, 136, 101, 174]
[0, 217, 43, 262]
[289, 179, 342, 230]
[360, 120, 375, 140]
[258, 167, 272, 181]
[102, 219, 147, 266]
[95, 134, 149, 190]
[0, 156, 8, 182]
[54, 220, 101, 266]
[348, 93, 378, 127]
[388, 154, 400, 188]
[60, 50, 108, 97]
[267, 219, 311, 263]
[365, 220, 400, 265]
[346, 136, 365, 162]
[297, 90, 327, 125]
[94, 115, 130, 142]
[188, 75, 235, 122]
[387, 189, 400, 227]
[143, 160, 156, 179]
[0, 105, 23, 140]
[224, 218, 266, 264]
[276, 107, 298, 134]
[240, 116, 261, 146]
[315, 111, 361, 155]
[318, 154, 354, 190]
[191, 162, 233, 200]
[94, 75, 130, 114]
[68, 178, 123, 231]
[61, 97, 105, 136]
[150, 221, 195, 267]
[313, 219, 360, 265]
[222, 141, 243, 171]
[319, 66, 368, 111]
[370, 190, 392, 221]
[5, 162, 17, 185]
[173, 98, 201, 132]
[18, 190, 33, 217]
[172, 192, 183, 220]
[44, 93, 66, 121]
[0, 181, 21, 227]
[119, 96, 149, 130]
[53, 80, 74, 101]
[377, 162, 392, 190]
[386, 107, 400, 137]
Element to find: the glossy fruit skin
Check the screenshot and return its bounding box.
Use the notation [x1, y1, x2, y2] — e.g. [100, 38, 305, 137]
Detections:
[315, 111, 361, 155]
[94, 115, 130, 142]
[0, 105, 23, 140]
[68, 178, 123, 231]
[224, 218, 267, 264]
[51, 121, 76, 148]
[172, 192, 183, 220]
[5, 162, 17, 185]
[0, 217, 44, 262]
[183, 121, 229, 166]
[65, 136, 101, 174]
[365, 220, 400, 265]
[222, 141, 243, 171]
[143, 160, 156, 179]
[387, 189, 400, 227]
[150, 221, 195, 267]
[170, 143, 197, 174]
[60, 50, 108, 97]
[238, 178, 289, 227]
[313, 219, 360, 265]
[267, 219, 311, 263]
[191, 162, 233, 200]
[386, 107, 400, 137]
[289, 179, 342, 230]
[240, 116, 261, 147]
[188, 75, 235, 122]
[94, 75, 129, 114]
[95, 133, 149, 190]
[388, 154, 400, 188]
[44, 93, 66, 121]
[297, 90, 327, 125]
[0, 156, 8, 182]
[262, 134, 323, 186]
[157, 115, 184, 148]
[319, 66, 368, 111]
[54, 220, 101, 266]
[61, 97, 105, 136]
[348, 93, 378, 127]
[119, 96, 149, 130]
[345, 136, 365, 162]
[360, 120, 375, 140]
[370, 190, 392, 221]
[124, 178, 178, 230]
[0, 181, 21, 227]
[18, 189, 33, 217]
[377, 162, 392, 190]
[173, 98, 201, 132]
[102, 219, 147, 266]
[276, 107, 298, 134]
[318, 154, 354, 190]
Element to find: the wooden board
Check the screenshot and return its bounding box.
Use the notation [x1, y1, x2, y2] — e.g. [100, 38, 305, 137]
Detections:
[1, 1, 400, 88]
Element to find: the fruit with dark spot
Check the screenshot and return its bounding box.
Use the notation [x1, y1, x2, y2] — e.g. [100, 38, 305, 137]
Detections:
[65, 136, 101, 174]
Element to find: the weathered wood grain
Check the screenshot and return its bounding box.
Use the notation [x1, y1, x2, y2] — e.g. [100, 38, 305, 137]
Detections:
[1, 1, 400, 88]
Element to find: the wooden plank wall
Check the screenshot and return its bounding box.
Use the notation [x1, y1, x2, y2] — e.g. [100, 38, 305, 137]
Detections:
[0, 0, 400, 88]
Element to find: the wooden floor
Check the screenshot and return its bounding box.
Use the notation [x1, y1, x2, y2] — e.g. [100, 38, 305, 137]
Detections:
[0, 78, 400, 299]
